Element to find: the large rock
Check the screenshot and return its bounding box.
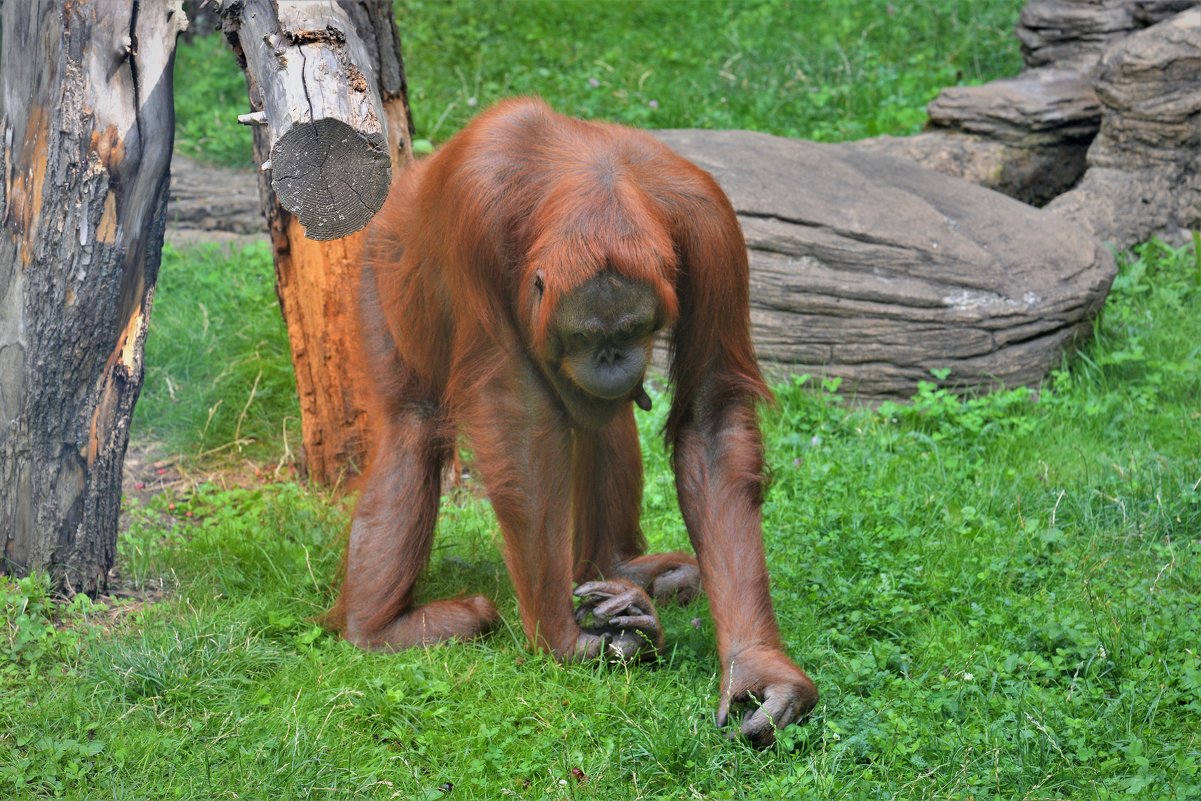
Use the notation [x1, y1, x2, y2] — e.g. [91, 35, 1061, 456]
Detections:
[856, 1, 1200, 209]
[925, 68, 1100, 143]
[167, 134, 1117, 401]
[1017, 0, 1138, 73]
[1133, 0, 1201, 24]
[1016, 0, 1199, 71]
[852, 69, 1100, 205]
[1046, 8, 1201, 248]
[655, 129, 1116, 400]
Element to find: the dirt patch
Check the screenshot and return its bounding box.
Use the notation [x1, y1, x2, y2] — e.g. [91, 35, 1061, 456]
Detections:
[121, 439, 184, 511]
[121, 439, 302, 510]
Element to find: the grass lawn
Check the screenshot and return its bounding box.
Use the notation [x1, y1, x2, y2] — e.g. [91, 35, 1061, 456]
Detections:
[175, 0, 1026, 166]
[6, 1, 1201, 799]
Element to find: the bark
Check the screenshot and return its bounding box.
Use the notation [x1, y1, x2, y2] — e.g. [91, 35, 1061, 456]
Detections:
[219, 0, 414, 483]
[0, 1, 186, 592]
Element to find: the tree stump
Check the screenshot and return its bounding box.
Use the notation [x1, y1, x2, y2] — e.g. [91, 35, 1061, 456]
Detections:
[0, 1, 186, 592]
[655, 129, 1117, 400]
[219, 0, 393, 240]
[219, 0, 415, 484]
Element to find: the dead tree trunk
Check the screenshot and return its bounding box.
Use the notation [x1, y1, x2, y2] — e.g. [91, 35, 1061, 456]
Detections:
[0, 2, 187, 592]
[218, 0, 414, 484]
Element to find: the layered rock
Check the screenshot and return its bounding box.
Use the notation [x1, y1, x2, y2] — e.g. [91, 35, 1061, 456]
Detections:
[168, 155, 265, 235]
[1017, 0, 1198, 70]
[852, 69, 1100, 205]
[851, 0, 1122, 206]
[1047, 8, 1201, 248]
[656, 130, 1116, 399]
[1017, 0, 1138, 72]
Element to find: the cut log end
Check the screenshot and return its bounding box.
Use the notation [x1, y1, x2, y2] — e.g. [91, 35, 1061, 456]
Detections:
[270, 117, 391, 241]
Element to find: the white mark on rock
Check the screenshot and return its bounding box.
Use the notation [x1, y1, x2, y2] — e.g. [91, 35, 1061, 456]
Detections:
[942, 290, 1022, 309]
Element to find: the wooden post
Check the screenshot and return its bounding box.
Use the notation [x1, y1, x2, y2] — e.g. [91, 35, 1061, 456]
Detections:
[219, 0, 414, 484]
[0, 1, 187, 592]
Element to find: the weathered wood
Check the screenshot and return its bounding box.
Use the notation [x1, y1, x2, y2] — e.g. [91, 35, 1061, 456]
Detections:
[220, 0, 414, 483]
[0, 1, 186, 592]
[655, 130, 1117, 400]
[218, 0, 393, 241]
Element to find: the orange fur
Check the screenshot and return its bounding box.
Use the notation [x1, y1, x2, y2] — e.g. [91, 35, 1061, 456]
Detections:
[332, 98, 816, 744]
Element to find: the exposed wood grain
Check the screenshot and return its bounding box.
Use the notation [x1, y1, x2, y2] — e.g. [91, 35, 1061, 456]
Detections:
[218, 0, 393, 240]
[0, 0, 186, 592]
[219, 0, 414, 483]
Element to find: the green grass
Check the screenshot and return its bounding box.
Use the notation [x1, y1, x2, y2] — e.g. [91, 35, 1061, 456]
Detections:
[174, 0, 1026, 165]
[134, 244, 299, 464]
[397, 0, 1024, 143]
[3, 240, 1199, 798]
[12, 2, 1197, 798]
[173, 33, 256, 167]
